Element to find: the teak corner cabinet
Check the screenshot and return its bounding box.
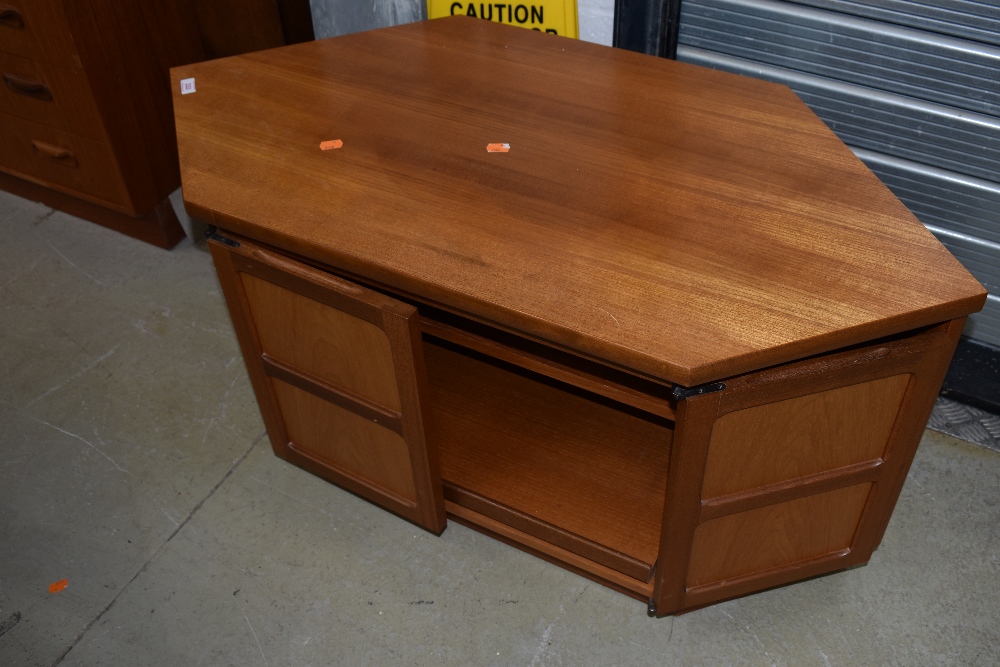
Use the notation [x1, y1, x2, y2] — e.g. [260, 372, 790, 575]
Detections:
[172, 17, 986, 616]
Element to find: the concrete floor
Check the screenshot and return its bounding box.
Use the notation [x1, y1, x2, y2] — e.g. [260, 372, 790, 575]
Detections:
[1, 189, 999, 667]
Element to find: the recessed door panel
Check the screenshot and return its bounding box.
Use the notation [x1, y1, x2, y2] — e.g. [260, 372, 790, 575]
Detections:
[241, 272, 402, 411]
[271, 378, 417, 503]
[703, 375, 909, 498]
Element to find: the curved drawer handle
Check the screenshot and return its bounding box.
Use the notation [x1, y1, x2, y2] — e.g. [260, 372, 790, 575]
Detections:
[32, 140, 78, 168]
[3, 73, 53, 101]
[0, 5, 24, 29]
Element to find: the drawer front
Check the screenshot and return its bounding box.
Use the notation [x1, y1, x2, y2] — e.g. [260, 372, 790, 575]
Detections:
[0, 51, 103, 139]
[0, 0, 78, 68]
[0, 112, 129, 208]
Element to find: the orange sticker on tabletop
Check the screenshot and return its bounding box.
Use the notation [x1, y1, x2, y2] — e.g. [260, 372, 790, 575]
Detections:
[487, 143, 510, 153]
[320, 139, 343, 150]
[48, 579, 68, 594]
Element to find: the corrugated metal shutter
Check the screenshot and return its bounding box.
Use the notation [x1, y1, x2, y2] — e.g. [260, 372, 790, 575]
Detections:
[790, 1, 1000, 46]
[677, 0, 1000, 346]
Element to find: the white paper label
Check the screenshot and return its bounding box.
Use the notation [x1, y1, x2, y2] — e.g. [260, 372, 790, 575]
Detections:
[180, 78, 196, 95]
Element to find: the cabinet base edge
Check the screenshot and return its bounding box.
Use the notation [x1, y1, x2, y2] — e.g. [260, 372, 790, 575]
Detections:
[445, 500, 653, 602]
[0, 171, 185, 249]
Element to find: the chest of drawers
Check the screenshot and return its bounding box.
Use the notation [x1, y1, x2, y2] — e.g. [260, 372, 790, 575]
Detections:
[0, 0, 205, 247]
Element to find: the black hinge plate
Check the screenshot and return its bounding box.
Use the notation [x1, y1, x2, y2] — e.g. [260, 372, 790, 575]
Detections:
[205, 225, 240, 248]
[671, 382, 726, 400]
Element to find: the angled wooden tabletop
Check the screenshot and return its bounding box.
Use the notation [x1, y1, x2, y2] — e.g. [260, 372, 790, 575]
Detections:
[172, 16, 986, 386]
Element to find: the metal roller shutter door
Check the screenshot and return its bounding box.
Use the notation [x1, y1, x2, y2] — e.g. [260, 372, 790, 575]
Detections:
[677, 0, 1000, 345]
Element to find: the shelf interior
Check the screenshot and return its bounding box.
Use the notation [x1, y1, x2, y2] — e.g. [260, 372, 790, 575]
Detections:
[419, 305, 677, 420]
[423, 338, 673, 580]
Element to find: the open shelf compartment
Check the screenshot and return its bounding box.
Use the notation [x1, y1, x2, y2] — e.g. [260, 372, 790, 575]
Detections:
[422, 336, 674, 583]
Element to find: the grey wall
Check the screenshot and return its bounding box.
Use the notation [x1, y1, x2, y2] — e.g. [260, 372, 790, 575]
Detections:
[309, 0, 425, 39]
[579, 0, 614, 44]
[308, 0, 614, 44]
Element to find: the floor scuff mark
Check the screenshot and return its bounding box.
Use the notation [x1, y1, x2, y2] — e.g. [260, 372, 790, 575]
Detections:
[29, 416, 129, 474]
[242, 610, 269, 666]
[40, 236, 105, 287]
[529, 619, 557, 667]
[24, 343, 121, 409]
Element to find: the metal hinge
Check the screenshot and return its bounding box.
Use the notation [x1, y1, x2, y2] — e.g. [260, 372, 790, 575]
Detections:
[205, 225, 240, 247]
[671, 381, 726, 400]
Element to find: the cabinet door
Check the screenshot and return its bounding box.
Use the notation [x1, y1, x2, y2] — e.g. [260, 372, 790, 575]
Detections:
[208, 233, 446, 533]
[651, 318, 964, 615]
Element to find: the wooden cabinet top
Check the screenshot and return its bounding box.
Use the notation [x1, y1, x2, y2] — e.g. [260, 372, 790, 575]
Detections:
[172, 16, 985, 386]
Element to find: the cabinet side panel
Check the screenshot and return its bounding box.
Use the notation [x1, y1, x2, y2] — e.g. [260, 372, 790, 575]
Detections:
[687, 482, 872, 588]
[241, 273, 402, 411]
[703, 374, 909, 498]
[191, 0, 286, 59]
[272, 379, 417, 503]
[65, 0, 206, 212]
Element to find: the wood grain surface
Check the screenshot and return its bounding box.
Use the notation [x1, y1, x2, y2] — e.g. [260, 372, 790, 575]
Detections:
[210, 236, 447, 533]
[0, 52, 105, 140]
[242, 272, 402, 410]
[68, 0, 205, 213]
[651, 320, 964, 614]
[0, 111, 129, 207]
[702, 374, 910, 498]
[272, 378, 418, 502]
[0, 0, 79, 68]
[424, 339, 672, 569]
[445, 500, 655, 599]
[421, 318, 677, 419]
[686, 482, 873, 588]
[191, 0, 286, 59]
[174, 16, 985, 384]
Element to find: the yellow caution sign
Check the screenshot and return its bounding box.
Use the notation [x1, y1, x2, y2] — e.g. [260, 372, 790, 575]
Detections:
[428, 1, 579, 39]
